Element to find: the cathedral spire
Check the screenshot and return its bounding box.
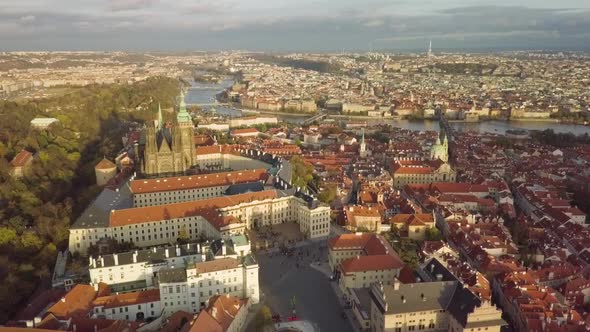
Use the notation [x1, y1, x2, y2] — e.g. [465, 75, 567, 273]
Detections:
[361, 128, 365, 145]
[177, 89, 192, 124]
[157, 103, 163, 131]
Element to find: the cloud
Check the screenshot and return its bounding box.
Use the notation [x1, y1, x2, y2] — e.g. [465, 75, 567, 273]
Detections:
[19, 15, 36, 22]
[0, 2, 589, 51]
[107, 0, 157, 12]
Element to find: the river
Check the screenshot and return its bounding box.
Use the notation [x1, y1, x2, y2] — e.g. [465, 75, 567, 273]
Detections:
[185, 79, 590, 135]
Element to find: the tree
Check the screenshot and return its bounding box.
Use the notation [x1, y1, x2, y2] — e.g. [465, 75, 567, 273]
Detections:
[255, 305, 273, 329]
[291, 155, 314, 189]
[20, 232, 43, 252]
[0, 227, 17, 247]
[317, 185, 337, 204]
[178, 225, 190, 244]
[425, 227, 443, 241]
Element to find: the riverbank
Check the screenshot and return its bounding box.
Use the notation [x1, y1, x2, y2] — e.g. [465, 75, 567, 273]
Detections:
[509, 118, 559, 123]
[328, 114, 401, 120]
[242, 108, 313, 117]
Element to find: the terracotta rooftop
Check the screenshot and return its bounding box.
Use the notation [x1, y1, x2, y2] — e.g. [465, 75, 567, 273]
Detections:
[10, 150, 33, 168]
[389, 213, 434, 227]
[109, 190, 278, 228]
[191, 257, 241, 274]
[92, 289, 160, 309]
[95, 158, 116, 170]
[231, 128, 259, 135]
[341, 254, 404, 274]
[206, 295, 246, 331]
[130, 169, 267, 194]
[46, 284, 97, 320]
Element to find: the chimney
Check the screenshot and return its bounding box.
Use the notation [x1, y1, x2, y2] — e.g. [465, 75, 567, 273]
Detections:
[221, 240, 227, 256]
[436, 274, 443, 281]
[113, 254, 118, 266]
[100, 256, 104, 267]
[393, 278, 400, 290]
[176, 245, 181, 256]
[93, 283, 99, 291]
[165, 248, 170, 258]
[401, 295, 406, 303]
[33, 317, 42, 326]
[92, 258, 97, 269]
[197, 243, 201, 253]
[421, 293, 427, 302]
[133, 252, 137, 263]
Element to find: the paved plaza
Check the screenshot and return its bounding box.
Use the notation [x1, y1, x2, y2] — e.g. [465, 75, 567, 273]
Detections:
[255, 241, 355, 332]
[248, 222, 305, 250]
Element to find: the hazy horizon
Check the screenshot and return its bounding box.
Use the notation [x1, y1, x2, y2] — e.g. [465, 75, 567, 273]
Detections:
[1, 0, 590, 52]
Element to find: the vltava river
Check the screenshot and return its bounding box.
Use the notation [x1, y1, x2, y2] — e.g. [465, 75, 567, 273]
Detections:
[186, 79, 589, 135]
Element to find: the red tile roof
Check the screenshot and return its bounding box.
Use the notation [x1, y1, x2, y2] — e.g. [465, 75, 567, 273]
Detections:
[109, 190, 277, 228]
[231, 128, 259, 136]
[195, 144, 242, 156]
[95, 158, 116, 170]
[92, 289, 160, 309]
[130, 169, 267, 194]
[206, 295, 246, 331]
[10, 150, 33, 168]
[192, 257, 241, 274]
[46, 284, 97, 320]
[341, 254, 403, 274]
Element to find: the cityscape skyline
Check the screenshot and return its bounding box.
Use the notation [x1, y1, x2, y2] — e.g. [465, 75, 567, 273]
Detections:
[1, 1, 590, 51]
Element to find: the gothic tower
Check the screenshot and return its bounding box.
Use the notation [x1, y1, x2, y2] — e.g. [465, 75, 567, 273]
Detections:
[176, 90, 195, 170]
[359, 128, 368, 158]
[430, 131, 448, 162]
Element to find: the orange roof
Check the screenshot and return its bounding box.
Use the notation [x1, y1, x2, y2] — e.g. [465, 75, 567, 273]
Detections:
[432, 183, 489, 193]
[207, 295, 247, 330]
[194, 134, 214, 146]
[328, 233, 373, 250]
[393, 166, 435, 174]
[192, 257, 240, 274]
[389, 213, 434, 226]
[10, 150, 33, 167]
[341, 254, 404, 274]
[130, 169, 267, 194]
[109, 190, 277, 228]
[159, 311, 194, 332]
[188, 311, 222, 332]
[231, 128, 259, 135]
[195, 144, 241, 156]
[92, 289, 160, 309]
[95, 158, 116, 170]
[46, 284, 97, 320]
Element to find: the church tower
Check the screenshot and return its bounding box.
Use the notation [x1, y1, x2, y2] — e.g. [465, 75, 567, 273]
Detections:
[141, 90, 196, 177]
[359, 128, 368, 158]
[176, 90, 195, 171]
[430, 131, 448, 162]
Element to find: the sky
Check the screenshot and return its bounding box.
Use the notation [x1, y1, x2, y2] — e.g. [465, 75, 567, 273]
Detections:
[1, 0, 590, 52]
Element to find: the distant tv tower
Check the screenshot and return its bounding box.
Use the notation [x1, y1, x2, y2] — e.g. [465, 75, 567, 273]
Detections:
[427, 40, 433, 57]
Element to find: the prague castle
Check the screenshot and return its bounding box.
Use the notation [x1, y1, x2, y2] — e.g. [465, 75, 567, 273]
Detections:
[141, 90, 195, 176]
